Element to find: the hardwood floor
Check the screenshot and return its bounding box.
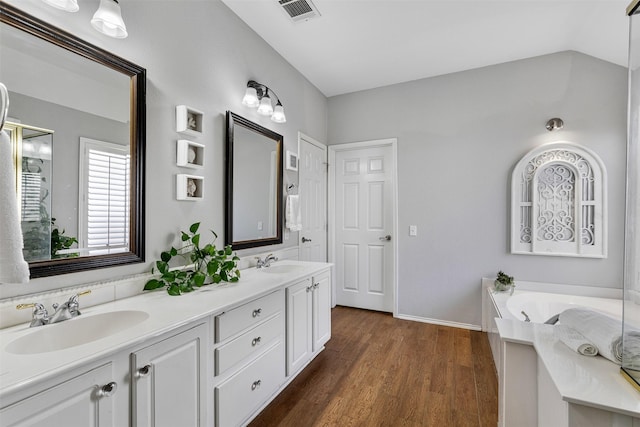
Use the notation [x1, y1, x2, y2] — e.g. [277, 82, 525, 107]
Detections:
[249, 306, 498, 427]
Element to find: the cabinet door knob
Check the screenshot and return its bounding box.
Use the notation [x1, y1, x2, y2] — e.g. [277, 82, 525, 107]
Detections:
[312, 282, 319, 289]
[251, 337, 262, 346]
[306, 286, 312, 292]
[252, 308, 262, 318]
[251, 380, 262, 391]
[99, 381, 118, 397]
[137, 364, 152, 377]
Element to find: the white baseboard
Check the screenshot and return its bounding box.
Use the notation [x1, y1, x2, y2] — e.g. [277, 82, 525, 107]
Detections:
[395, 313, 482, 331]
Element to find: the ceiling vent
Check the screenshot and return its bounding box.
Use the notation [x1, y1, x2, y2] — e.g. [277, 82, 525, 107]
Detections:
[277, 0, 321, 23]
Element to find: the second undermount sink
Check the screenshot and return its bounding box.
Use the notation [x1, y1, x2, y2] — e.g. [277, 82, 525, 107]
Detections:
[259, 264, 306, 274]
[5, 310, 149, 355]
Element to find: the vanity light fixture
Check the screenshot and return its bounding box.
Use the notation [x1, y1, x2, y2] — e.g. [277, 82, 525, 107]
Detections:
[545, 117, 564, 131]
[41, 0, 128, 38]
[91, 0, 128, 39]
[242, 80, 286, 123]
[41, 0, 79, 12]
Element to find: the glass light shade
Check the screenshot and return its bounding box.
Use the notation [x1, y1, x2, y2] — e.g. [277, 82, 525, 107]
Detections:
[91, 0, 128, 39]
[242, 87, 259, 108]
[42, 0, 79, 12]
[271, 103, 286, 123]
[257, 94, 274, 116]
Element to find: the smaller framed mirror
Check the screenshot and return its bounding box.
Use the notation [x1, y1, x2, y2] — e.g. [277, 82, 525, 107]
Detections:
[225, 111, 283, 250]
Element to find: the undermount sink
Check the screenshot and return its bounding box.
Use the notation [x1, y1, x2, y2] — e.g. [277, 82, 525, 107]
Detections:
[6, 310, 149, 355]
[259, 264, 305, 274]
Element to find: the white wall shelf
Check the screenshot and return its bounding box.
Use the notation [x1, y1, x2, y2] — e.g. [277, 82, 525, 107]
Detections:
[176, 174, 204, 201]
[176, 105, 204, 136]
[177, 140, 205, 169]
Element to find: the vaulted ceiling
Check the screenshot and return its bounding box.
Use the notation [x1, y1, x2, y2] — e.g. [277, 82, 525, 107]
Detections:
[221, 0, 630, 97]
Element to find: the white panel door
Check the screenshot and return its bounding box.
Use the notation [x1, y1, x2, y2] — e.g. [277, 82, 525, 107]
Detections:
[298, 134, 327, 262]
[333, 142, 395, 312]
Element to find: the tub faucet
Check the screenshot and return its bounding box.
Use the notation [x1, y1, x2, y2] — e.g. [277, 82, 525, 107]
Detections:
[521, 311, 531, 323]
[255, 254, 278, 268]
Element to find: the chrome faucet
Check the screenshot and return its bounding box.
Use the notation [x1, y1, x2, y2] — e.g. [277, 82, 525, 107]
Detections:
[255, 254, 278, 268]
[49, 294, 82, 324]
[16, 290, 90, 327]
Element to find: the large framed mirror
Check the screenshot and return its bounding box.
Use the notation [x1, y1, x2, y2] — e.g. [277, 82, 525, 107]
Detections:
[0, 3, 146, 278]
[225, 111, 283, 250]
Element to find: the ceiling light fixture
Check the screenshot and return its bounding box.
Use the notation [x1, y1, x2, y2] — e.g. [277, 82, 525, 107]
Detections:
[91, 0, 128, 39]
[41, 0, 79, 12]
[242, 80, 286, 123]
[545, 118, 564, 131]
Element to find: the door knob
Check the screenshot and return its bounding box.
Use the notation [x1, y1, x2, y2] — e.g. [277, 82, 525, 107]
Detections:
[379, 235, 391, 241]
[301, 237, 312, 243]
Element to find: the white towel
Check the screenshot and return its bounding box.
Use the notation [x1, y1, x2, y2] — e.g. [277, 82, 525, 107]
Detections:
[554, 324, 598, 357]
[285, 194, 302, 232]
[559, 308, 636, 365]
[0, 129, 30, 284]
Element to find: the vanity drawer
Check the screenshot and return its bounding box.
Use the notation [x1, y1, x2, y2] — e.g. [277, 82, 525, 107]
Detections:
[215, 290, 283, 343]
[215, 341, 285, 427]
[215, 312, 283, 376]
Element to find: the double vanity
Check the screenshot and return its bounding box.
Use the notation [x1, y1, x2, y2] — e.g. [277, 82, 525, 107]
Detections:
[0, 261, 332, 426]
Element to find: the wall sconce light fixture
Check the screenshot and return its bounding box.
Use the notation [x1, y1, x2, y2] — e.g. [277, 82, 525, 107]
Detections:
[41, 0, 128, 39]
[242, 80, 286, 123]
[545, 117, 564, 131]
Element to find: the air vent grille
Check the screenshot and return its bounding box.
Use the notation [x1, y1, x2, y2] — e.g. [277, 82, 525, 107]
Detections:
[277, 0, 320, 23]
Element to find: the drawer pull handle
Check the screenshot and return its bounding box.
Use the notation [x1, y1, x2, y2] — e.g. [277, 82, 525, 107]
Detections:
[252, 308, 262, 318]
[251, 380, 262, 391]
[312, 282, 319, 289]
[99, 381, 117, 397]
[137, 364, 152, 378]
[251, 337, 262, 346]
[306, 286, 312, 292]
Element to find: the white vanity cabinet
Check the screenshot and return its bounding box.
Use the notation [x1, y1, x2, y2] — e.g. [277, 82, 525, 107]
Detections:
[213, 289, 286, 427]
[131, 321, 209, 427]
[0, 362, 117, 426]
[286, 269, 331, 376]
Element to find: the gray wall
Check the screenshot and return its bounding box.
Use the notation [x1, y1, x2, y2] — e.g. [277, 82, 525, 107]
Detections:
[2, 0, 327, 298]
[328, 51, 628, 327]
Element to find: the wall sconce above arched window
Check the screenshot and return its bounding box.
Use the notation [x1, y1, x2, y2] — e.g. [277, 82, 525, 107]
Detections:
[242, 80, 286, 123]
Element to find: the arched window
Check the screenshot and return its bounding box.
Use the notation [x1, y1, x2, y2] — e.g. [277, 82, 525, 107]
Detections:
[511, 142, 607, 258]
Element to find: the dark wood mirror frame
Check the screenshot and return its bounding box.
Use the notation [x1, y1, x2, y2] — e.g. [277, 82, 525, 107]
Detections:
[1, 3, 146, 278]
[225, 111, 283, 250]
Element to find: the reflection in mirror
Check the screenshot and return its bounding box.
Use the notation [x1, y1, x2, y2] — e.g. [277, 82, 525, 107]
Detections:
[0, 3, 146, 278]
[225, 111, 283, 250]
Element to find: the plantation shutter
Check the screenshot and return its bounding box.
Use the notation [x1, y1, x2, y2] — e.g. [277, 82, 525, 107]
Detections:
[79, 138, 130, 255]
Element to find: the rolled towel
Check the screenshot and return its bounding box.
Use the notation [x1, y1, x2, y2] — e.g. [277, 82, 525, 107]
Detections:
[620, 331, 640, 370]
[0, 129, 30, 284]
[554, 324, 598, 356]
[559, 308, 624, 364]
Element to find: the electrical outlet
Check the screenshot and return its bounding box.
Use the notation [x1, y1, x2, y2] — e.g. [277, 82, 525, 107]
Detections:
[409, 225, 417, 236]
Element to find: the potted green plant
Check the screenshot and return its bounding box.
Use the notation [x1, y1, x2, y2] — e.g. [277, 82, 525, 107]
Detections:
[144, 222, 240, 296]
[494, 271, 515, 292]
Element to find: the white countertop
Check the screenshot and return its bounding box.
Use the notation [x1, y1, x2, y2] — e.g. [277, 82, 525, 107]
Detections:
[493, 291, 640, 418]
[0, 261, 331, 400]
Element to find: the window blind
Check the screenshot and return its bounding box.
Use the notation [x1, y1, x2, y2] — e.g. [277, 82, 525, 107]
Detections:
[81, 139, 130, 255]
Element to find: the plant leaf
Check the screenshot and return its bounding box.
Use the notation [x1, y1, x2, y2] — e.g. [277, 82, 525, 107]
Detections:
[181, 232, 190, 241]
[170, 247, 178, 256]
[190, 222, 200, 233]
[220, 270, 228, 282]
[230, 277, 239, 283]
[225, 246, 233, 256]
[144, 279, 164, 290]
[212, 274, 221, 283]
[167, 284, 181, 296]
[160, 251, 172, 262]
[156, 261, 169, 275]
[207, 260, 220, 275]
[193, 271, 206, 287]
[192, 234, 200, 247]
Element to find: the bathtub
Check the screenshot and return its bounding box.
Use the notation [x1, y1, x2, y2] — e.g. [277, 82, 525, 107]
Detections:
[503, 291, 622, 323]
